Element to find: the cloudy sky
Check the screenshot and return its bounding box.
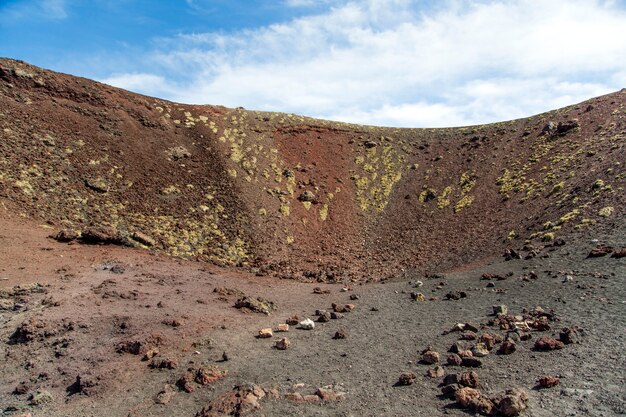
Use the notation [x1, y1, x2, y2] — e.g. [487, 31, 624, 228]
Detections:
[1, 0, 625, 127]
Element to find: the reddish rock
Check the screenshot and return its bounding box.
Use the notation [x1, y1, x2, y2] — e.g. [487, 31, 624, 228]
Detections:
[534, 336, 564, 351]
[538, 375, 560, 388]
[455, 387, 481, 408]
[258, 328, 273, 338]
[397, 372, 417, 386]
[195, 366, 227, 385]
[421, 350, 440, 364]
[333, 329, 347, 339]
[276, 323, 289, 332]
[286, 316, 299, 325]
[316, 386, 345, 401]
[478, 333, 498, 350]
[149, 358, 178, 370]
[427, 366, 445, 378]
[460, 371, 479, 388]
[275, 338, 290, 350]
[497, 388, 529, 416]
[471, 396, 497, 416]
[176, 371, 195, 393]
[460, 331, 477, 340]
[559, 326, 582, 344]
[498, 339, 517, 355]
[447, 354, 462, 366]
[611, 247, 626, 258]
[155, 384, 174, 404]
[284, 392, 304, 402]
[458, 350, 473, 358]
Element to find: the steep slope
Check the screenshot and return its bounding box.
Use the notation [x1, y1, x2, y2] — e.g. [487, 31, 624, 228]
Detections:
[0, 58, 624, 280]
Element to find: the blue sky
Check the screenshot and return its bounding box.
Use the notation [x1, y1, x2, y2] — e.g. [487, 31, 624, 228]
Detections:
[1, 0, 626, 127]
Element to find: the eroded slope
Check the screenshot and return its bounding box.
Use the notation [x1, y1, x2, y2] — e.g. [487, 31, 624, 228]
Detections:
[0, 58, 624, 280]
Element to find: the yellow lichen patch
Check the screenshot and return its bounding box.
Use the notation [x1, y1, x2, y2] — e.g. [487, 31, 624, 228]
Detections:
[280, 204, 290, 217]
[459, 172, 476, 194]
[258, 208, 267, 216]
[437, 186, 452, 209]
[575, 218, 596, 229]
[508, 230, 517, 240]
[598, 206, 614, 217]
[542, 232, 555, 242]
[286, 236, 295, 244]
[453, 194, 474, 213]
[559, 209, 580, 224]
[302, 201, 312, 210]
[319, 204, 329, 221]
[227, 168, 237, 178]
[160, 185, 180, 195]
[352, 144, 404, 213]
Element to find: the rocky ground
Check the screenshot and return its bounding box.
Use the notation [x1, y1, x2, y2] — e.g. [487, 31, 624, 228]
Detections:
[1, 212, 624, 417]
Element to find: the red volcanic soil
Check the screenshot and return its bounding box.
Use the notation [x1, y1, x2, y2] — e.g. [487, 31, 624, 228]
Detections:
[0, 59, 625, 416]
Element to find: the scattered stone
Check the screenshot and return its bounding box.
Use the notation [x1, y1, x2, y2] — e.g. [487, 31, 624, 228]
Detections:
[397, 372, 417, 386]
[29, 390, 53, 405]
[195, 366, 227, 385]
[472, 343, 490, 357]
[559, 326, 582, 344]
[142, 348, 160, 361]
[411, 292, 426, 301]
[298, 191, 316, 202]
[498, 388, 529, 416]
[538, 375, 560, 388]
[447, 354, 463, 366]
[235, 297, 276, 315]
[177, 371, 196, 393]
[317, 311, 331, 322]
[316, 386, 345, 401]
[67, 374, 98, 396]
[455, 387, 481, 408]
[275, 338, 290, 350]
[611, 247, 626, 258]
[276, 323, 289, 332]
[445, 291, 467, 300]
[344, 304, 356, 312]
[493, 305, 508, 315]
[503, 249, 522, 261]
[149, 358, 178, 370]
[478, 333, 499, 350]
[299, 319, 315, 330]
[460, 371, 479, 388]
[461, 357, 482, 368]
[449, 341, 470, 353]
[330, 312, 344, 320]
[427, 366, 445, 378]
[258, 328, 273, 338]
[286, 316, 299, 325]
[443, 374, 459, 386]
[349, 294, 359, 300]
[498, 339, 517, 355]
[13, 381, 31, 395]
[441, 383, 460, 399]
[333, 329, 347, 339]
[587, 245, 613, 258]
[421, 350, 440, 364]
[222, 352, 229, 362]
[155, 384, 174, 404]
[460, 331, 477, 340]
[534, 336, 564, 351]
[313, 287, 330, 294]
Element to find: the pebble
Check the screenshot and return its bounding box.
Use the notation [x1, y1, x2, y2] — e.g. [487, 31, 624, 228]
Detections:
[299, 319, 315, 330]
[258, 328, 273, 338]
[275, 338, 290, 350]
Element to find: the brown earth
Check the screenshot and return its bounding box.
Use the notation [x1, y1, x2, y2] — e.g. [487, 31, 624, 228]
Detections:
[0, 58, 625, 416]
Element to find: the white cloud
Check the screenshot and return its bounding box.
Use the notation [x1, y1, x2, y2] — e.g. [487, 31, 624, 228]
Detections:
[0, 0, 68, 20]
[101, 0, 626, 127]
[99, 73, 177, 98]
